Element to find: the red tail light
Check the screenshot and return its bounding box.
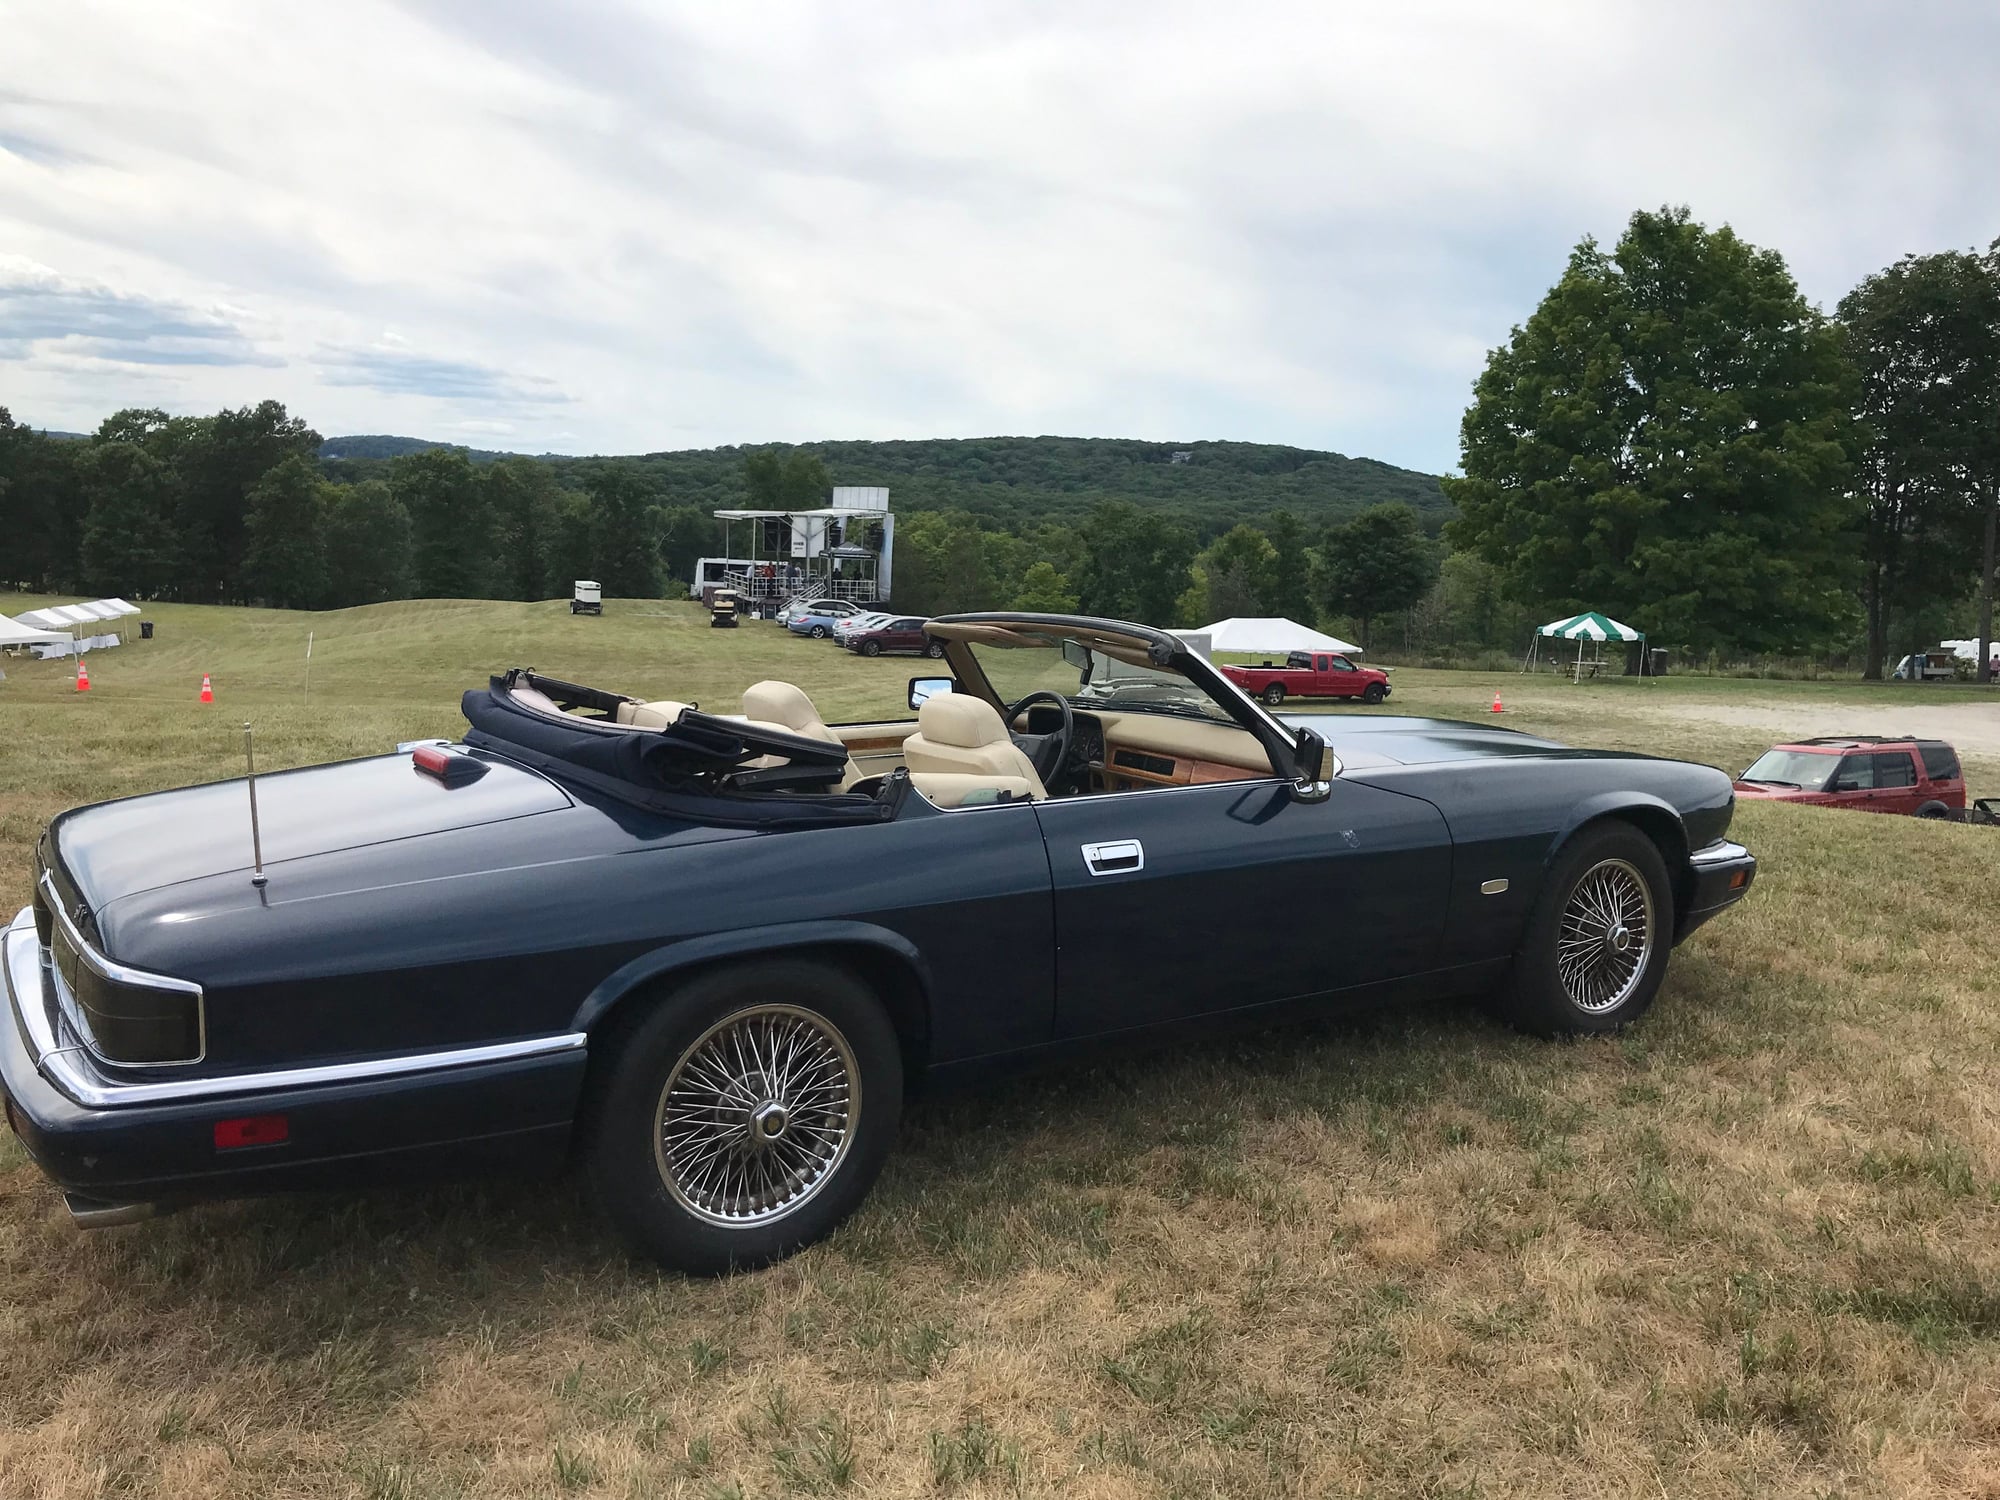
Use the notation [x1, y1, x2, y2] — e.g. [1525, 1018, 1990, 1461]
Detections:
[412, 745, 486, 786]
[214, 1114, 289, 1150]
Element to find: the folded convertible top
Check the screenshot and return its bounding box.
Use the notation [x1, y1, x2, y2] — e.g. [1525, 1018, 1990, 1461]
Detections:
[460, 670, 893, 828]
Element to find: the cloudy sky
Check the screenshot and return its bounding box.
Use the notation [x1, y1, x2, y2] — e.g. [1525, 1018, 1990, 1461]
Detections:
[3, 1, 1996, 473]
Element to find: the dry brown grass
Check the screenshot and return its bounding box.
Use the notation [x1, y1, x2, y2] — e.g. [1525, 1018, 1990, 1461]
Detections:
[3, 596, 1999, 1497]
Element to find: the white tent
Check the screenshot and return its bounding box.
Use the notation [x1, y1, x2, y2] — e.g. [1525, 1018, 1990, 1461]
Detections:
[50, 605, 100, 626]
[0, 612, 73, 649]
[75, 601, 123, 621]
[103, 597, 141, 615]
[1194, 616, 1364, 657]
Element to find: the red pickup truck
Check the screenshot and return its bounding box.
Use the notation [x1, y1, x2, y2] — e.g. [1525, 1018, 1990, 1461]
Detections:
[1219, 650, 1392, 706]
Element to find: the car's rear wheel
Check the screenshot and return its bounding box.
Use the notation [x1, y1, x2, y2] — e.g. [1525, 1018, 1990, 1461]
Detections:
[1493, 822, 1673, 1036]
[1362, 683, 1387, 704]
[1916, 802, 1949, 819]
[926, 640, 946, 658]
[1262, 684, 1286, 706]
[862, 640, 881, 657]
[585, 960, 903, 1274]
[811, 625, 829, 639]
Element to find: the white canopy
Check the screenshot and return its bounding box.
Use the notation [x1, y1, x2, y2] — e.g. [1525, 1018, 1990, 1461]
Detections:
[19, 598, 145, 628]
[1193, 616, 1363, 656]
[0, 612, 73, 648]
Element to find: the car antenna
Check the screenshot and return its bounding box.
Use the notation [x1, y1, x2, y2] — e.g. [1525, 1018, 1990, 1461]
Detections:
[243, 722, 268, 887]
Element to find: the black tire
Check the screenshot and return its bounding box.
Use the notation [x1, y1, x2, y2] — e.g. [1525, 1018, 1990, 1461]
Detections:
[1261, 684, 1286, 707]
[1362, 683, 1387, 705]
[585, 960, 903, 1274]
[811, 625, 829, 639]
[926, 640, 946, 658]
[1492, 822, 1674, 1037]
[862, 640, 882, 657]
[1916, 802, 1948, 820]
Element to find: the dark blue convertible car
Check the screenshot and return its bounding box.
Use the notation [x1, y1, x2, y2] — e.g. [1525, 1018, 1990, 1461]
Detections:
[3, 613, 1754, 1271]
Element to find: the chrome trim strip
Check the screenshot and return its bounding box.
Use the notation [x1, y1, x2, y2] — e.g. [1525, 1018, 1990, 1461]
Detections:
[1688, 840, 1751, 868]
[7, 909, 586, 1110]
[38, 871, 208, 1068]
[64, 1191, 159, 1230]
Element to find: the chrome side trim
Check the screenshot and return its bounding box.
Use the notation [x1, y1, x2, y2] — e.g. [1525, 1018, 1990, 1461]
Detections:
[39, 871, 208, 1068]
[1688, 840, 1750, 868]
[7, 909, 586, 1110]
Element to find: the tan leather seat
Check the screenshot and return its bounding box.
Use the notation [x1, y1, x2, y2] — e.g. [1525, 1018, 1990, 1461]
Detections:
[901, 694, 1047, 800]
[616, 699, 692, 729]
[741, 681, 858, 790]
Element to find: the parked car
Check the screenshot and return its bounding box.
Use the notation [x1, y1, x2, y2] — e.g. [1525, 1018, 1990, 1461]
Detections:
[786, 604, 861, 639]
[777, 597, 861, 629]
[832, 611, 892, 645]
[3, 612, 1755, 1273]
[1219, 650, 1391, 706]
[845, 616, 944, 658]
[1734, 736, 1964, 818]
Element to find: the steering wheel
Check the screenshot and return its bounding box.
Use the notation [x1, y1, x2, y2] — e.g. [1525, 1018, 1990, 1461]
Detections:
[1003, 690, 1075, 789]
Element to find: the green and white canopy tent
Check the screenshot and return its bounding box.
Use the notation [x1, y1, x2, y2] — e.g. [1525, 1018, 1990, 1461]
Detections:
[1523, 611, 1651, 676]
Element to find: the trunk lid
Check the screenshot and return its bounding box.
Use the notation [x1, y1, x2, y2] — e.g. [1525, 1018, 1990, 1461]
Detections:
[50, 748, 571, 910]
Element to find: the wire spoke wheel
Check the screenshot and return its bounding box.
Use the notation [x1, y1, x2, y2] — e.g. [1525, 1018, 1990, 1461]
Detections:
[1554, 857, 1655, 1014]
[653, 1004, 860, 1228]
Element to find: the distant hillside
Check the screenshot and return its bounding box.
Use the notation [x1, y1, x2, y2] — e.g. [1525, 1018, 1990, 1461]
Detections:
[319, 433, 1451, 535]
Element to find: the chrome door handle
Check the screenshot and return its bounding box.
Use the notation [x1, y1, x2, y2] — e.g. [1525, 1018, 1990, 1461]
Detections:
[1081, 839, 1144, 876]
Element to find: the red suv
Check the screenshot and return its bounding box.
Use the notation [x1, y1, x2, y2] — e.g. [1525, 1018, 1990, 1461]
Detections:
[1734, 737, 1964, 818]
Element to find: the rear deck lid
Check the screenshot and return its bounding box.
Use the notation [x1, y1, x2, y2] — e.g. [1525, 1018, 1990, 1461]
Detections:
[51, 748, 570, 908]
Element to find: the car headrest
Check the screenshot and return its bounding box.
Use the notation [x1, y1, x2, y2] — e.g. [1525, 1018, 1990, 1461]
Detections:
[917, 692, 1009, 749]
[743, 680, 822, 732]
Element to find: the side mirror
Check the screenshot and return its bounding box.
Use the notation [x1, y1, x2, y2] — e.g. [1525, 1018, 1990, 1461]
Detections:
[1291, 726, 1334, 799]
[909, 677, 953, 711]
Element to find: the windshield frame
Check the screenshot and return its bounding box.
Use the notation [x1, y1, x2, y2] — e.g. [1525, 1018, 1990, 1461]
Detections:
[922, 611, 1328, 784]
[1739, 748, 1838, 791]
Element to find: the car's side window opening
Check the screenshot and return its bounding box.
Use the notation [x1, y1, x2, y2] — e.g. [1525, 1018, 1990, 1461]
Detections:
[1872, 752, 1916, 789]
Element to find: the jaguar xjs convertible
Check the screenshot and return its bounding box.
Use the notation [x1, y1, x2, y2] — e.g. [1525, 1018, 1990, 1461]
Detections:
[3, 612, 1756, 1271]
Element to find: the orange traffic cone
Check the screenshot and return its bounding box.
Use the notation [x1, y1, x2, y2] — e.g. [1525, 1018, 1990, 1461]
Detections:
[199, 673, 214, 704]
[75, 658, 90, 692]
[1490, 693, 1503, 713]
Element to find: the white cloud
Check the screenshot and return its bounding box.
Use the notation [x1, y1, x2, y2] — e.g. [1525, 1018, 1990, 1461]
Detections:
[1, 0, 1995, 470]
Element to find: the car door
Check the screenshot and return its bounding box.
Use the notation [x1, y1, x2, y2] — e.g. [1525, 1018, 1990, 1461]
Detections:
[1033, 773, 1453, 1040]
[1827, 752, 1878, 811]
[1872, 750, 1920, 814]
[1325, 654, 1366, 698]
[890, 618, 926, 652]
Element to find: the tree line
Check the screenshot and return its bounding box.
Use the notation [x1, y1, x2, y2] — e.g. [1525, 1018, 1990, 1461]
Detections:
[1447, 206, 2000, 678]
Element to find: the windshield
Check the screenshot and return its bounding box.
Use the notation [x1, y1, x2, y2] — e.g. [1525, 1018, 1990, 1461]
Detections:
[964, 634, 1238, 724]
[1740, 749, 1836, 790]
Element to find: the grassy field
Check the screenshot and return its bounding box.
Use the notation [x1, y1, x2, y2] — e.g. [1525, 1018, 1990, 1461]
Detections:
[3, 595, 1999, 1498]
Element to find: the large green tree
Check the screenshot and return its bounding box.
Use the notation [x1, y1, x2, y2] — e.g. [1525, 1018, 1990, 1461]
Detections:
[241, 454, 330, 609]
[1316, 502, 1439, 649]
[1075, 499, 1196, 626]
[1260, 509, 1314, 623]
[77, 438, 185, 599]
[1839, 247, 2000, 677]
[485, 456, 566, 601]
[391, 448, 493, 598]
[583, 465, 665, 597]
[176, 400, 321, 601]
[1445, 207, 1860, 656]
[324, 481, 413, 605]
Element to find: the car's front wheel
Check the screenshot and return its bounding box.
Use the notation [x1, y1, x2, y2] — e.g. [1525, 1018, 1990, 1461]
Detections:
[1493, 822, 1673, 1036]
[1262, 684, 1286, 706]
[586, 960, 903, 1274]
[1362, 683, 1387, 704]
[862, 640, 881, 657]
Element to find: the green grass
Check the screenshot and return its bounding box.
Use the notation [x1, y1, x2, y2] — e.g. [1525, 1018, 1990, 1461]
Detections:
[2, 594, 1999, 1497]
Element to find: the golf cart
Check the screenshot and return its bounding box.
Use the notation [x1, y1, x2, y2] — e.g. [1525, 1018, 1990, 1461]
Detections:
[571, 580, 603, 616]
[709, 587, 740, 628]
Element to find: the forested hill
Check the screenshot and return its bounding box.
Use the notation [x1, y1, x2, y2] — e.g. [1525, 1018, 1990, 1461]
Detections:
[320, 434, 1450, 535]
